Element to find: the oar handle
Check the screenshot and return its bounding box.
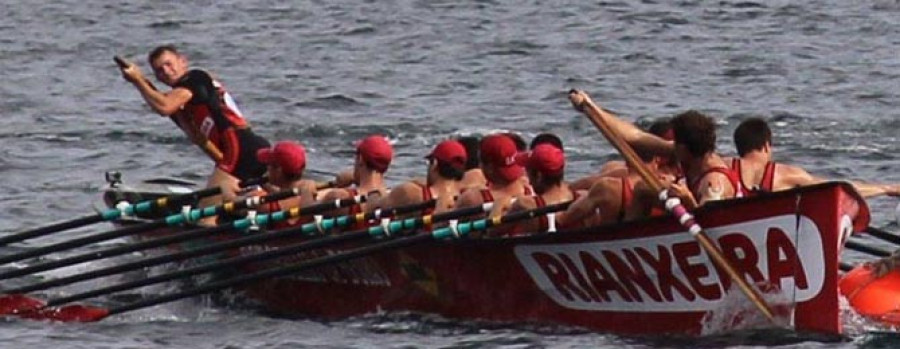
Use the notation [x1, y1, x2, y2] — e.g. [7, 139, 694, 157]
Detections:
[113, 55, 129, 69]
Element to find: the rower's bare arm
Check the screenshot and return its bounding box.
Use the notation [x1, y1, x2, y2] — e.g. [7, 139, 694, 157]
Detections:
[120, 63, 192, 116]
[667, 181, 698, 210]
[489, 196, 536, 236]
[569, 90, 673, 157]
[332, 169, 355, 188]
[368, 182, 418, 215]
[776, 164, 896, 197]
[843, 181, 897, 198]
[558, 180, 608, 228]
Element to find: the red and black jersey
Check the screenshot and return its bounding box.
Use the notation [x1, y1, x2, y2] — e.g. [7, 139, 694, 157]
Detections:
[175, 69, 254, 174]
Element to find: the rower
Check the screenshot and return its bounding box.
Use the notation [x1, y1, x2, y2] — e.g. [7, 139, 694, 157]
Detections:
[570, 117, 680, 191]
[556, 138, 667, 228]
[491, 142, 580, 236]
[317, 134, 393, 219]
[457, 135, 487, 191]
[454, 133, 532, 216]
[253, 141, 318, 227]
[730, 117, 900, 198]
[371, 139, 467, 219]
[572, 92, 741, 208]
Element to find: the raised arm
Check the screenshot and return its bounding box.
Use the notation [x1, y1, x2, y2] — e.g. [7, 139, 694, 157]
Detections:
[571, 90, 674, 158]
[119, 59, 192, 116]
[778, 164, 900, 198]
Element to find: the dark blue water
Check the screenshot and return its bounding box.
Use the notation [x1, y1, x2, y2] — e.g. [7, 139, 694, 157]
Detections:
[2, 0, 900, 347]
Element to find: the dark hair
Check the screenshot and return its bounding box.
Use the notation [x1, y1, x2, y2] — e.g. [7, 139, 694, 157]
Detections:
[148, 45, 180, 64]
[671, 110, 717, 157]
[285, 171, 304, 182]
[648, 117, 673, 139]
[456, 136, 481, 170]
[733, 117, 772, 157]
[530, 133, 563, 150]
[632, 118, 673, 162]
[435, 160, 465, 180]
[527, 168, 564, 193]
[504, 132, 527, 151]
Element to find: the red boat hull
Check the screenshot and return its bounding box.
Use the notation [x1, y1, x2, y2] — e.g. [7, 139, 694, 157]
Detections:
[232, 183, 867, 336]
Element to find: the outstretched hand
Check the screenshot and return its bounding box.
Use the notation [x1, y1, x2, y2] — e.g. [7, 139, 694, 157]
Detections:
[116, 57, 146, 85]
[567, 89, 590, 111]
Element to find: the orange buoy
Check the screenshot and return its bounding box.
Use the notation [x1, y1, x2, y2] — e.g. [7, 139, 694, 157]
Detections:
[840, 264, 900, 326]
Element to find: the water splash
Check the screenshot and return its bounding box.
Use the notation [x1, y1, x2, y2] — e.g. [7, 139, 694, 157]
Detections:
[699, 282, 794, 336]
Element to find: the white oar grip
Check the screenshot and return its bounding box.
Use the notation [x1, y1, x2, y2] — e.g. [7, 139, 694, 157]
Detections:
[313, 215, 326, 234]
[381, 218, 392, 237]
[181, 205, 194, 223]
[449, 219, 460, 238]
[116, 201, 134, 219]
[247, 210, 259, 229]
[546, 213, 557, 233]
[688, 224, 702, 236]
[665, 197, 681, 211]
[481, 202, 495, 213]
[245, 196, 261, 208]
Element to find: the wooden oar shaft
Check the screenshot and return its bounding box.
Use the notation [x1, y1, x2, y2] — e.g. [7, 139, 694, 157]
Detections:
[570, 90, 775, 321]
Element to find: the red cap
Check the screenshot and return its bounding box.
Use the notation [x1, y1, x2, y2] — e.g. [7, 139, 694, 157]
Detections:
[426, 139, 467, 171]
[515, 143, 565, 177]
[480, 134, 524, 182]
[257, 141, 307, 176]
[356, 135, 393, 172]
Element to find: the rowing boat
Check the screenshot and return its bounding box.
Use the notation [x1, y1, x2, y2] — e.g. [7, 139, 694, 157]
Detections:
[98, 174, 869, 336]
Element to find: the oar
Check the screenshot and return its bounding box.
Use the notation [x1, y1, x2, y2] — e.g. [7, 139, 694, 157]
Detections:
[0, 188, 301, 266]
[0, 194, 370, 282]
[7, 200, 496, 320]
[569, 89, 776, 321]
[864, 226, 900, 246]
[844, 239, 892, 257]
[0, 186, 223, 247]
[15, 201, 564, 322]
[0, 198, 427, 298]
[839, 262, 855, 272]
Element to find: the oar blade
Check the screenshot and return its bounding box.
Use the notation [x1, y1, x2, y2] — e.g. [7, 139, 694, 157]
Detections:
[19, 304, 109, 322]
[0, 294, 46, 315]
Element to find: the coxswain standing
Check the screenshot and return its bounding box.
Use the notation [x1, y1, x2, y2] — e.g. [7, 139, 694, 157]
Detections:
[118, 45, 271, 224]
